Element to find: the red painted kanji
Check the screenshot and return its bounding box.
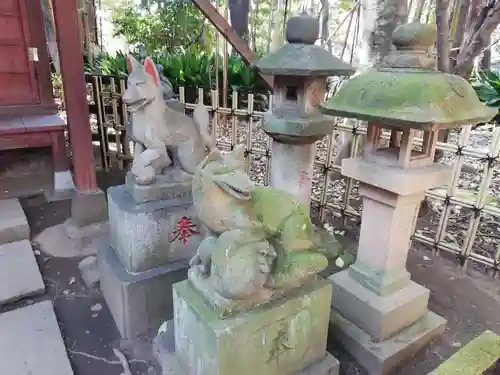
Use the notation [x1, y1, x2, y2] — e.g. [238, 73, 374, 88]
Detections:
[298, 171, 309, 187]
[170, 217, 200, 245]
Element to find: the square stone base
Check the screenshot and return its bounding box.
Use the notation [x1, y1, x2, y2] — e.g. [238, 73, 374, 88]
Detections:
[154, 316, 339, 375]
[125, 170, 192, 204]
[172, 279, 333, 375]
[70, 189, 108, 227]
[329, 309, 446, 375]
[98, 245, 189, 339]
[108, 184, 202, 273]
[329, 270, 430, 341]
[155, 341, 339, 375]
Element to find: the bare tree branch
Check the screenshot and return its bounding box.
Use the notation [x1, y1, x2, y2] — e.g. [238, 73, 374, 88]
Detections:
[455, 0, 500, 78]
[450, 0, 471, 70]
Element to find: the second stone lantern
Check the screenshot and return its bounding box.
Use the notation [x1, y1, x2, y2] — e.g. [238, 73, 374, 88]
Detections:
[320, 23, 496, 374]
[254, 14, 355, 208]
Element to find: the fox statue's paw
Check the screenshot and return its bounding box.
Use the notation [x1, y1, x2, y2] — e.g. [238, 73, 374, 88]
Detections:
[266, 251, 328, 289]
[133, 166, 156, 185]
[189, 235, 217, 276]
[188, 253, 201, 268]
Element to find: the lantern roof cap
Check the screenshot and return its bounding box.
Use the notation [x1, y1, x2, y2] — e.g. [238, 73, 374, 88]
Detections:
[319, 23, 497, 130]
[254, 14, 355, 77]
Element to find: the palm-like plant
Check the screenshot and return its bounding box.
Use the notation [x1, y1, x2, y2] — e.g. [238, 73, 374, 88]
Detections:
[471, 69, 500, 125]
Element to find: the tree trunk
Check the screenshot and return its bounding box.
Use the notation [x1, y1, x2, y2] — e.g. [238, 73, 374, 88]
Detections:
[449, 0, 470, 71]
[413, 0, 426, 21]
[435, 0, 451, 161]
[465, 0, 480, 29]
[266, 4, 274, 52]
[425, 0, 436, 23]
[447, 0, 457, 26]
[436, 0, 450, 73]
[269, 0, 285, 51]
[358, 0, 408, 66]
[480, 33, 491, 69]
[229, 0, 250, 41]
[333, 0, 408, 170]
[251, 0, 258, 51]
[455, 0, 500, 79]
[320, 0, 332, 52]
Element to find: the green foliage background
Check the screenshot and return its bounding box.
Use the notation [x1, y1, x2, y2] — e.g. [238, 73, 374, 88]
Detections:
[84, 50, 267, 94]
[110, 0, 209, 55]
[89, 0, 270, 96]
[471, 69, 500, 124]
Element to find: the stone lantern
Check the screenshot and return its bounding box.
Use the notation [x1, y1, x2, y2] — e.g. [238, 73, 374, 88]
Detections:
[319, 23, 496, 374]
[254, 14, 355, 207]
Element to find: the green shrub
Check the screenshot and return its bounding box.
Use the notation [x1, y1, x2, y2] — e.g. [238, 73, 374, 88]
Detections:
[84, 50, 269, 96]
[471, 69, 500, 124]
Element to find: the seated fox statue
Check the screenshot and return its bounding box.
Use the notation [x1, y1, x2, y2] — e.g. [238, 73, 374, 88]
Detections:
[123, 55, 212, 185]
[189, 143, 332, 315]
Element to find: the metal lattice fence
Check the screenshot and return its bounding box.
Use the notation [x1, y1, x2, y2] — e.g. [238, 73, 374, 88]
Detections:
[86, 74, 500, 274]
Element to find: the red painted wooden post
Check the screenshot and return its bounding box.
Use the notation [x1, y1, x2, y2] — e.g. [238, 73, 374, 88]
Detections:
[51, 0, 97, 193]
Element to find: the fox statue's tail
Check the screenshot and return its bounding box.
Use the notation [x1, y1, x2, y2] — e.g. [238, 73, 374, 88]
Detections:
[192, 102, 220, 156]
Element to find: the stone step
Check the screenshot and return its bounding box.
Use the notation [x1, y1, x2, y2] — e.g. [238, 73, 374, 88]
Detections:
[0, 198, 30, 245]
[430, 330, 500, 374]
[0, 300, 74, 375]
[0, 240, 45, 305]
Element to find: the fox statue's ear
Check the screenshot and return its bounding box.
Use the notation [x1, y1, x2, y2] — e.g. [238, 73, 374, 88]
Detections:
[144, 57, 160, 87]
[230, 144, 246, 162]
[126, 54, 140, 74]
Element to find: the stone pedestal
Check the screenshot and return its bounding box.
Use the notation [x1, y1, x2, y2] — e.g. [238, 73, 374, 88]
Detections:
[155, 279, 339, 375]
[100, 184, 202, 338]
[271, 142, 316, 207]
[108, 184, 200, 272]
[70, 189, 108, 228]
[98, 245, 189, 338]
[328, 157, 450, 375]
[125, 171, 192, 204]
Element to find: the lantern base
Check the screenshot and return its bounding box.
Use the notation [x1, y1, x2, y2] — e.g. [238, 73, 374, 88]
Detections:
[330, 309, 445, 375]
[328, 270, 446, 375]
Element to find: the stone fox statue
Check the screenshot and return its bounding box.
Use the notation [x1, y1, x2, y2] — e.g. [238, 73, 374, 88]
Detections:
[123, 55, 213, 185]
[190, 144, 329, 300]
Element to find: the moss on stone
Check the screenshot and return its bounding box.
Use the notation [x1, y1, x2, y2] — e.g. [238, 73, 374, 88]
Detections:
[320, 71, 497, 129]
[173, 279, 333, 375]
[432, 331, 500, 375]
[320, 71, 496, 130]
[255, 44, 355, 76]
[262, 111, 334, 139]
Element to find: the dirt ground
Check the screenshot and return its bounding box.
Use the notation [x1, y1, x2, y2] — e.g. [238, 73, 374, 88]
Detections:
[2, 155, 500, 375]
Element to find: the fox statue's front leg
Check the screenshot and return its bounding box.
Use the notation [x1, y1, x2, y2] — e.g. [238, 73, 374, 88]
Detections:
[189, 234, 218, 275]
[131, 146, 171, 185]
